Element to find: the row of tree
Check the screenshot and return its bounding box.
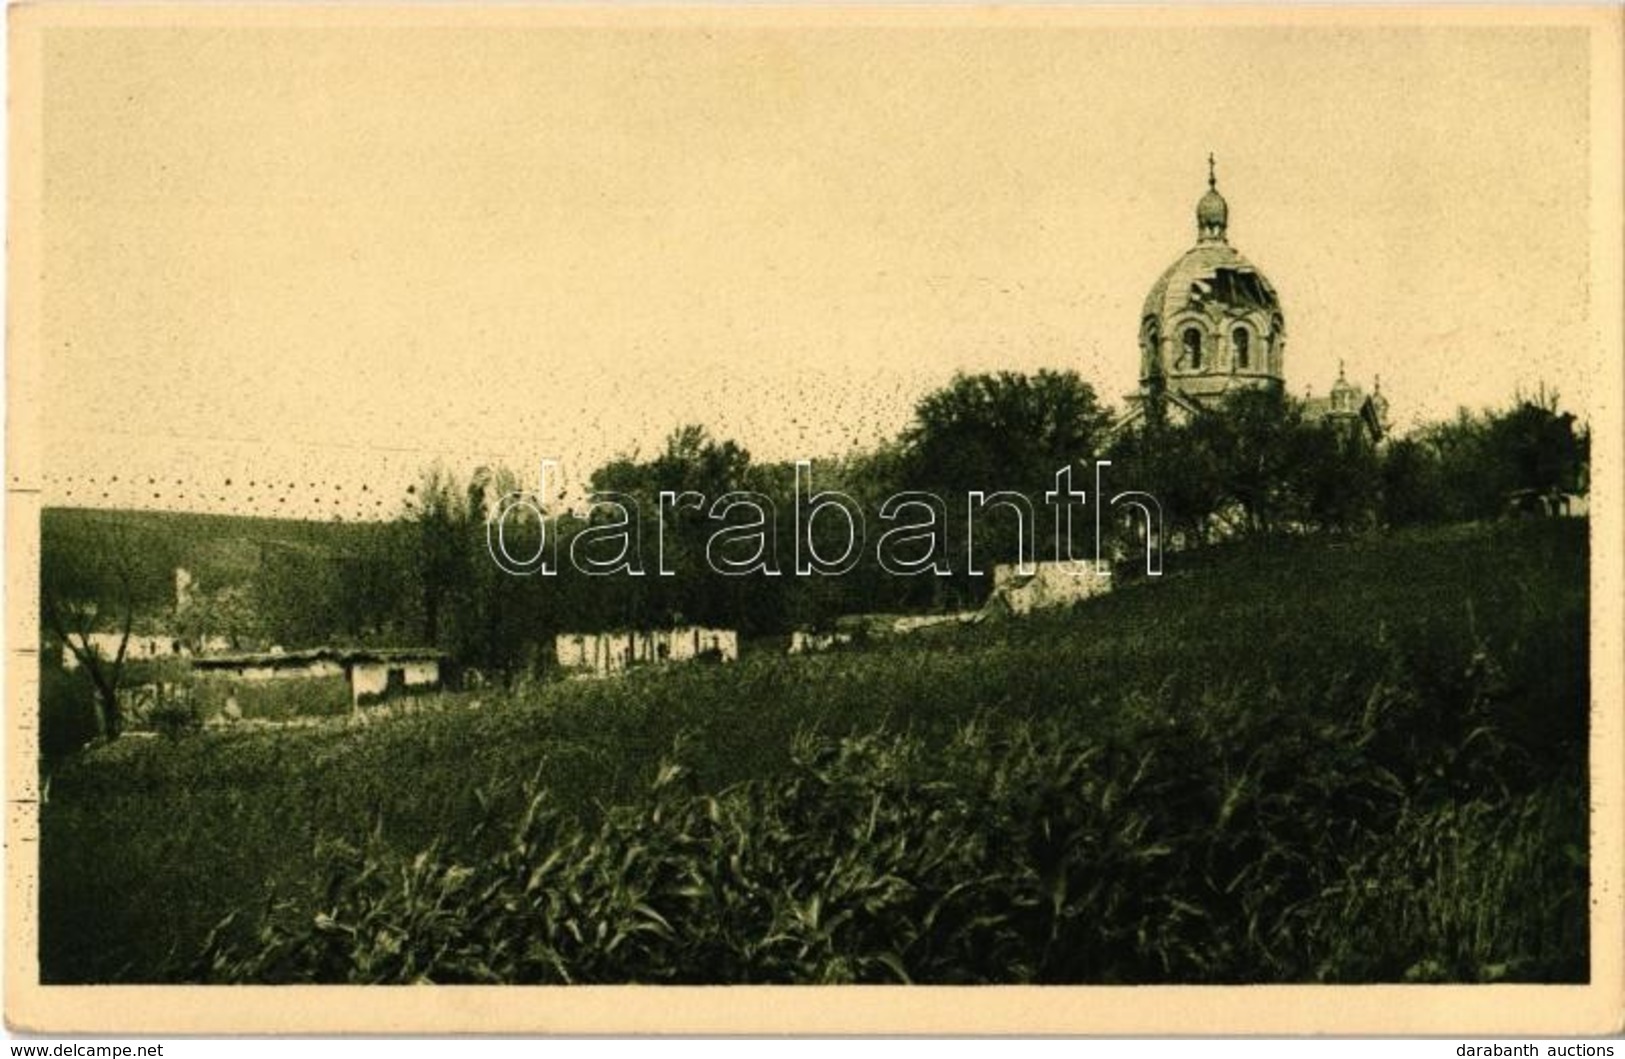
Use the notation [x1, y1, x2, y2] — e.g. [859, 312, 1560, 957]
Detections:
[297, 374, 1588, 676]
[42, 370, 1590, 739]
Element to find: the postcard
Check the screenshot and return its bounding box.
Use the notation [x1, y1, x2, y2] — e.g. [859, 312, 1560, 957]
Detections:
[6, 3, 1622, 1035]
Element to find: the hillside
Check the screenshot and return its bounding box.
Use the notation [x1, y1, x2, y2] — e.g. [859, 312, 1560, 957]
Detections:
[39, 519, 1589, 984]
[40, 507, 386, 611]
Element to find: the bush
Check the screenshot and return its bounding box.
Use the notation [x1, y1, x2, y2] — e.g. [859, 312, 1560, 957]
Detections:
[191, 676, 351, 723]
[39, 664, 102, 760]
[149, 694, 205, 741]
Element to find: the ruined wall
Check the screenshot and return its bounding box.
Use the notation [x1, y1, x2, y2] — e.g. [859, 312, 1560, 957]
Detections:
[987, 562, 1112, 616]
[555, 627, 738, 675]
[350, 658, 442, 707]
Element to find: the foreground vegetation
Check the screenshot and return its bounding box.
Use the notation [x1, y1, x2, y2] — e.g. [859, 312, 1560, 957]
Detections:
[39, 520, 1588, 984]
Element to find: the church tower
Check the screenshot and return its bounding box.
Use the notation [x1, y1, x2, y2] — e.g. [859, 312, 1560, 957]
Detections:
[1136, 157, 1285, 419]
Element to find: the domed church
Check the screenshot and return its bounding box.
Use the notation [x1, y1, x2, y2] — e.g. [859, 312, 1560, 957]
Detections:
[1118, 157, 1387, 441]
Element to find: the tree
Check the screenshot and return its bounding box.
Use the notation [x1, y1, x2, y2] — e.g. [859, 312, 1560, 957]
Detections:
[40, 521, 139, 740]
[173, 581, 260, 651]
[1295, 419, 1381, 534]
[1485, 396, 1588, 499]
[1387, 394, 1590, 525]
[1380, 436, 1445, 527]
[398, 462, 554, 682]
[901, 370, 1113, 498]
[586, 425, 765, 632]
[1190, 387, 1312, 536]
[897, 371, 1113, 598]
[252, 539, 344, 648]
[1108, 417, 1226, 548]
[407, 465, 475, 649]
[460, 464, 543, 678]
[329, 520, 416, 645]
[1112, 388, 1386, 545]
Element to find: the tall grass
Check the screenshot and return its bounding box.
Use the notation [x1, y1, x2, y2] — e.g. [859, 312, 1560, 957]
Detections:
[40, 520, 1589, 983]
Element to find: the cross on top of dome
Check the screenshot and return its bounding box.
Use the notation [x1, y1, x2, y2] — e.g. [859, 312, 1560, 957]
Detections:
[1197, 154, 1228, 243]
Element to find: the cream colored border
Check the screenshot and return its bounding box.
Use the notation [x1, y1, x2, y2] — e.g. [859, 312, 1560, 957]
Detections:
[5, 3, 1622, 1036]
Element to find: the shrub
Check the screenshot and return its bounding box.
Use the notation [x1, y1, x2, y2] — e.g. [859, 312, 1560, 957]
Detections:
[39, 664, 102, 759]
[149, 694, 205, 741]
[191, 675, 352, 722]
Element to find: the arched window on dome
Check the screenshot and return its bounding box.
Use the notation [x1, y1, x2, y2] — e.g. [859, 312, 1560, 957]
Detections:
[1232, 327, 1250, 370]
[1181, 327, 1203, 371]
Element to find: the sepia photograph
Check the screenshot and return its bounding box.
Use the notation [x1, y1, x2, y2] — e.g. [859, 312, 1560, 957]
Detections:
[5, 3, 1622, 1036]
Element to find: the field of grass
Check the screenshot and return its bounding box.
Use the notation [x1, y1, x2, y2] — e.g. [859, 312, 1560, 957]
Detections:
[38, 520, 1589, 984]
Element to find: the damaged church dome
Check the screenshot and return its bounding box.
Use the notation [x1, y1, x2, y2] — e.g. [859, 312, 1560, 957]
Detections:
[1138, 157, 1286, 408]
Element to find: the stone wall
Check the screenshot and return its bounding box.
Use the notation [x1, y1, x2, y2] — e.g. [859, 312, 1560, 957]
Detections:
[986, 561, 1112, 616]
[555, 626, 739, 676]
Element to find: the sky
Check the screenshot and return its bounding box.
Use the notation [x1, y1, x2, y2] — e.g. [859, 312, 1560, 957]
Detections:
[25, 15, 1600, 520]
